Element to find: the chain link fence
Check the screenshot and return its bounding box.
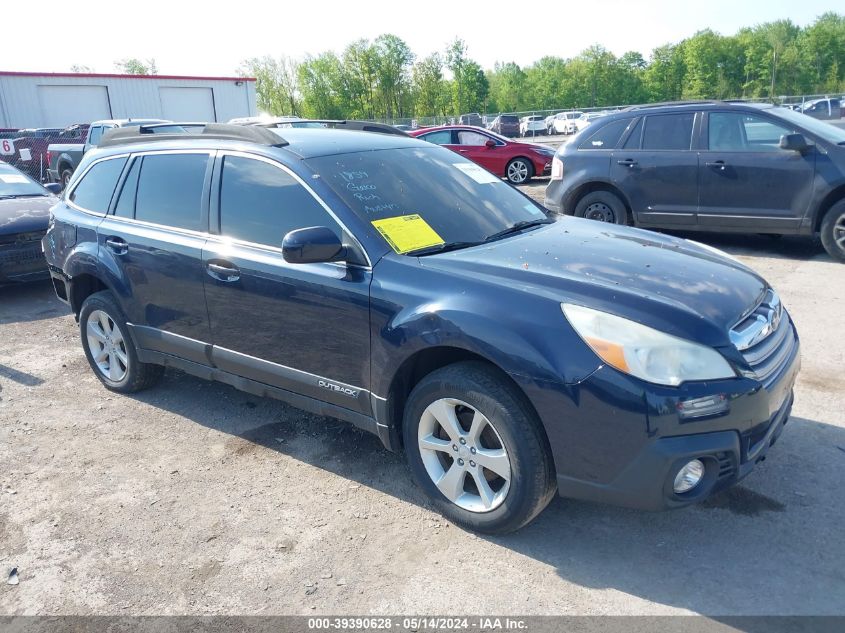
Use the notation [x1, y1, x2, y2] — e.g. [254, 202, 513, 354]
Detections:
[0, 125, 88, 182]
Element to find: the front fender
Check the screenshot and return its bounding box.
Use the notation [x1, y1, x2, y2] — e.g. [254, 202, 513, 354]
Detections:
[368, 257, 601, 400]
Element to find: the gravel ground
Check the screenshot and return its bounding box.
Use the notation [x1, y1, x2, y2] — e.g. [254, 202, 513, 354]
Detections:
[1, 199, 844, 616]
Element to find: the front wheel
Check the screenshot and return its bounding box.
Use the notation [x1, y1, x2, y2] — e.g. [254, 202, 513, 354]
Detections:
[820, 199, 845, 262]
[402, 362, 556, 534]
[506, 158, 533, 184]
[79, 290, 164, 393]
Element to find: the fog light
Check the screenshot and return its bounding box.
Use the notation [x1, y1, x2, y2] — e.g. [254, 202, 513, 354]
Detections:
[673, 459, 705, 494]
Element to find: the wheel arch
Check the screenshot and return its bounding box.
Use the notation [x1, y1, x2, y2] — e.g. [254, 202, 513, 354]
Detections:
[383, 346, 544, 451]
[68, 273, 109, 318]
[813, 186, 845, 233]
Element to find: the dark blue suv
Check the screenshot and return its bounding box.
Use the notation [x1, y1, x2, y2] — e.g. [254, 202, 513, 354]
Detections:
[43, 123, 801, 533]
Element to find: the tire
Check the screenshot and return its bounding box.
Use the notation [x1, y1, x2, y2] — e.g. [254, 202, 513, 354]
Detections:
[505, 158, 533, 185]
[402, 362, 556, 534]
[574, 190, 629, 225]
[60, 168, 73, 190]
[79, 290, 164, 393]
[820, 199, 845, 262]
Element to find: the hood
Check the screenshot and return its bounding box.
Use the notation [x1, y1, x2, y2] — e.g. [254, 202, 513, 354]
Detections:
[419, 217, 767, 347]
[0, 195, 57, 235]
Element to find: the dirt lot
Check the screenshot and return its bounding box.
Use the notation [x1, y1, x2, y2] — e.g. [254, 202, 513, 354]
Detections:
[1, 206, 844, 616]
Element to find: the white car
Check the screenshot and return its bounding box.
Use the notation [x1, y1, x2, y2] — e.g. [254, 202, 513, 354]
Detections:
[574, 112, 605, 133]
[519, 115, 546, 136]
[549, 111, 584, 135]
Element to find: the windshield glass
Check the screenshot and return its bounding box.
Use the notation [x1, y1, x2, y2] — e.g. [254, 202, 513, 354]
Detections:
[307, 146, 548, 253]
[0, 168, 47, 197]
[770, 107, 845, 144]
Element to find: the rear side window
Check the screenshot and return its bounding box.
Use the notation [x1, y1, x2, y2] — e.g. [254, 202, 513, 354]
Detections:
[642, 113, 695, 150]
[69, 157, 127, 214]
[134, 153, 208, 231]
[622, 118, 643, 148]
[218, 156, 341, 247]
[420, 130, 452, 145]
[113, 157, 141, 217]
[579, 118, 631, 150]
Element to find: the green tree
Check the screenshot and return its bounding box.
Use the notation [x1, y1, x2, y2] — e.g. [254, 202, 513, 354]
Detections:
[412, 53, 447, 117]
[298, 53, 344, 119]
[445, 39, 488, 114]
[374, 34, 415, 118]
[239, 56, 300, 116]
[487, 62, 527, 112]
[115, 58, 157, 75]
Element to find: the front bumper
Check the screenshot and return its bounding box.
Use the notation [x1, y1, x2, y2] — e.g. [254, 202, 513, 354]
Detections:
[514, 319, 801, 511]
[0, 238, 49, 283]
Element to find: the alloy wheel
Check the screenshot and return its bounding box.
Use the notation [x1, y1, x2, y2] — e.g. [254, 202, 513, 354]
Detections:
[417, 398, 511, 513]
[835, 214, 845, 249]
[86, 309, 129, 382]
[507, 160, 530, 184]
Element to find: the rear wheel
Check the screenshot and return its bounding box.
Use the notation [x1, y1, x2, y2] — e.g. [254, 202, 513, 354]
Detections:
[79, 291, 164, 393]
[506, 158, 533, 185]
[820, 199, 845, 262]
[60, 168, 73, 190]
[574, 190, 629, 225]
[403, 362, 556, 534]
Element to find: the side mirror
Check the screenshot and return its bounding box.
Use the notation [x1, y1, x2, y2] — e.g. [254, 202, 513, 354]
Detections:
[44, 182, 62, 194]
[282, 226, 345, 264]
[485, 139, 496, 149]
[779, 133, 810, 152]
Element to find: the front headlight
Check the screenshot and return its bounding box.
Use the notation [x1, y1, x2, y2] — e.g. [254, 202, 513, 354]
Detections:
[561, 304, 736, 386]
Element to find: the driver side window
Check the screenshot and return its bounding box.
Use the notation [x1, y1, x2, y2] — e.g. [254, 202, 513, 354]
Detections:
[458, 130, 491, 146]
[709, 113, 795, 152]
[218, 155, 341, 248]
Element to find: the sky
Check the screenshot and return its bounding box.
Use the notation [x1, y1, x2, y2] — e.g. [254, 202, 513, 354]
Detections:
[1, 0, 837, 76]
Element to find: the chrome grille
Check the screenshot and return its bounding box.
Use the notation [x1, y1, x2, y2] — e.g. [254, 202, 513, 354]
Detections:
[731, 289, 797, 387]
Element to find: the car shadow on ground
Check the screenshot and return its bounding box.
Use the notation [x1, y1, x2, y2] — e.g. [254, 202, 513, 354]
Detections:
[0, 279, 66, 324]
[129, 369, 845, 617]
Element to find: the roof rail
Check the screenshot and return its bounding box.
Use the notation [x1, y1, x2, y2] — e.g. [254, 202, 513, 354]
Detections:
[99, 122, 288, 148]
[254, 119, 410, 137]
[622, 100, 724, 111]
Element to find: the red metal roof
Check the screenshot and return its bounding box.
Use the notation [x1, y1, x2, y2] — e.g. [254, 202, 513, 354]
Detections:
[0, 71, 256, 82]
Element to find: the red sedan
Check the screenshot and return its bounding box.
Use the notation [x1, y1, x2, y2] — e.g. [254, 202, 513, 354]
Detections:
[409, 125, 555, 184]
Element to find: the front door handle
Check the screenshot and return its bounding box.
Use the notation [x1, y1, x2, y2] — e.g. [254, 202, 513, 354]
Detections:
[617, 159, 638, 167]
[207, 262, 240, 282]
[104, 237, 128, 254]
[706, 160, 727, 171]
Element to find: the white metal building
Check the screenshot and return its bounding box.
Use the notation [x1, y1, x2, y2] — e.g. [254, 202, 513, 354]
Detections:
[0, 71, 257, 128]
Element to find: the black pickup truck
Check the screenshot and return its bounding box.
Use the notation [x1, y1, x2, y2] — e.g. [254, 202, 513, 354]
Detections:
[47, 119, 171, 187]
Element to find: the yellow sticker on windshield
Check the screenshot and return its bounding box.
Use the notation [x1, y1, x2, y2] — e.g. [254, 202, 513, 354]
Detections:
[371, 214, 445, 254]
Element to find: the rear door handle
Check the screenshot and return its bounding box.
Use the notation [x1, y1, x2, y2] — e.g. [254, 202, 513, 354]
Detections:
[104, 237, 128, 254]
[706, 160, 727, 171]
[616, 159, 638, 167]
[207, 262, 240, 282]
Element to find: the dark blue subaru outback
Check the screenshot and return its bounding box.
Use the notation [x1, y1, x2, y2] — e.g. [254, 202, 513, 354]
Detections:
[43, 123, 800, 533]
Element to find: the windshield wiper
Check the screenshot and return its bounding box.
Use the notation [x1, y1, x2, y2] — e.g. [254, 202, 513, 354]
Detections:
[483, 218, 554, 243]
[407, 241, 484, 257]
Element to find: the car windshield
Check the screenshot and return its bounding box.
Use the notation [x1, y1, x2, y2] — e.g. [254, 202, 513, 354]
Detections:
[0, 168, 47, 198]
[770, 107, 845, 144]
[307, 146, 549, 254]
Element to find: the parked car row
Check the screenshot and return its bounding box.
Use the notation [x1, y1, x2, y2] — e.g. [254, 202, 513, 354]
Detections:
[40, 120, 801, 534]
